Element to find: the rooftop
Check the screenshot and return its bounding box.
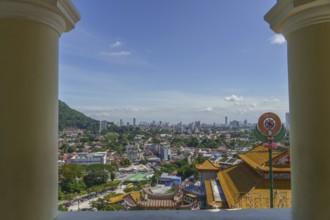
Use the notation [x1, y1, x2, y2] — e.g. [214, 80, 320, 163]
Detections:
[238, 145, 290, 172]
[205, 179, 227, 208]
[218, 163, 291, 208]
[196, 159, 221, 171]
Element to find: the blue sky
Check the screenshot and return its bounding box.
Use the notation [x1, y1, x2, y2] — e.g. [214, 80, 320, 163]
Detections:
[59, 0, 288, 125]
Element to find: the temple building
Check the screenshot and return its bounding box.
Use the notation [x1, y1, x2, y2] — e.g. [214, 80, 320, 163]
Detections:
[195, 159, 221, 186]
[196, 159, 227, 209]
[219, 145, 291, 208]
[107, 188, 199, 210]
[196, 145, 291, 209]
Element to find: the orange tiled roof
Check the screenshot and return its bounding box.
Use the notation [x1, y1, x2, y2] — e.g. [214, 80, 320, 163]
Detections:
[139, 199, 177, 208]
[196, 159, 220, 171]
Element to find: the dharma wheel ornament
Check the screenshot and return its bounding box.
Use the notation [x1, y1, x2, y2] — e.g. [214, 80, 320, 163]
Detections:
[254, 112, 286, 149]
[255, 112, 286, 208]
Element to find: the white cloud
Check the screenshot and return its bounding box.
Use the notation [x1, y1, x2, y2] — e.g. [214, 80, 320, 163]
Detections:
[110, 41, 122, 48]
[224, 94, 243, 102]
[101, 51, 132, 57]
[263, 98, 280, 103]
[270, 34, 286, 45]
[201, 107, 213, 112]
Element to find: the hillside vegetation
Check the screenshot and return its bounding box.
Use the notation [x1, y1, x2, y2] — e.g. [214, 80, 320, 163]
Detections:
[59, 100, 99, 132]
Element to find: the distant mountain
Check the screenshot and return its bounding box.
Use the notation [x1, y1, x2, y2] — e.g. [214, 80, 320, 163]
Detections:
[59, 100, 99, 132]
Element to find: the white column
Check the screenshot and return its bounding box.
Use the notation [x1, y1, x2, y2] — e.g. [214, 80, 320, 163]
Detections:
[265, 1, 330, 220]
[0, 1, 79, 220]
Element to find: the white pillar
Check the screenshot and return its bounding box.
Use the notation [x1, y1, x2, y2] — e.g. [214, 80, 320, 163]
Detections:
[0, 1, 79, 220]
[265, 1, 330, 220]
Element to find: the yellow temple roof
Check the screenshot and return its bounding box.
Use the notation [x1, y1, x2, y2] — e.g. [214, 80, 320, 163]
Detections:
[218, 162, 291, 208]
[204, 179, 227, 208]
[238, 145, 290, 172]
[128, 191, 142, 203]
[108, 193, 128, 204]
[108, 191, 142, 204]
[185, 193, 198, 199]
[196, 159, 220, 171]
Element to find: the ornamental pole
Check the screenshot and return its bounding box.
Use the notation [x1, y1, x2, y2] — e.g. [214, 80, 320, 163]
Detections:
[255, 112, 285, 208]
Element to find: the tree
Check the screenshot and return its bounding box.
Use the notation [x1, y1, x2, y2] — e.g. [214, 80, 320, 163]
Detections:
[120, 158, 131, 167]
[59, 165, 86, 194]
[83, 164, 110, 188]
[101, 203, 122, 211]
[58, 204, 68, 211]
[178, 164, 195, 180]
[139, 159, 148, 165]
[104, 132, 117, 143]
[111, 161, 119, 171]
[195, 156, 208, 164]
[151, 171, 161, 186]
[110, 171, 116, 182]
[187, 137, 199, 148]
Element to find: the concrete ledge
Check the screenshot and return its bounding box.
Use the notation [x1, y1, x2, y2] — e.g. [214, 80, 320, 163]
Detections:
[57, 209, 291, 220]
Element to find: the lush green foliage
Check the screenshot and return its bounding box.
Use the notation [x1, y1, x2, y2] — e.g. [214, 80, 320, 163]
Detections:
[58, 204, 68, 211]
[58, 164, 117, 196]
[59, 164, 86, 194]
[151, 159, 200, 185]
[59, 100, 99, 132]
[83, 170, 109, 188]
[91, 198, 122, 211]
[110, 171, 116, 182]
[120, 158, 132, 167]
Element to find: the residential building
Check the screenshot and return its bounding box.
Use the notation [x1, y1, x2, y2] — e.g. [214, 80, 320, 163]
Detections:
[159, 144, 171, 161]
[123, 145, 142, 162]
[285, 112, 290, 131]
[158, 173, 182, 186]
[70, 152, 107, 165]
[99, 120, 107, 133]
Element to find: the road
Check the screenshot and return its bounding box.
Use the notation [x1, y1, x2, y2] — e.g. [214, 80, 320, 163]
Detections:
[66, 185, 125, 211]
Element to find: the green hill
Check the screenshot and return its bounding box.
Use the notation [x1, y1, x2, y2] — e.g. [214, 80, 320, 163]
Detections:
[59, 100, 99, 132]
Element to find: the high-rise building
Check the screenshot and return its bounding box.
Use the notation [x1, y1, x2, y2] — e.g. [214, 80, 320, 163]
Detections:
[230, 120, 240, 127]
[133, 118, 136, 126]
[243, 119, 248, 127]
[120, 119, 123, 126]
[285, 112, 290, 131]
[99, 120, 107, 133]
[159, 144, 171, 161]
[225, 116, 228, 126]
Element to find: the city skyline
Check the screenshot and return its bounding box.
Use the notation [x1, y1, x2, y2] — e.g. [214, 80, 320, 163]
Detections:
[59, 0, 288, 124]
[102, 117, 251, 126]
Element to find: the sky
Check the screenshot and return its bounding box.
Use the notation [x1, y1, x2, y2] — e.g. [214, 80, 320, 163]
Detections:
[59, 0, 288, 125]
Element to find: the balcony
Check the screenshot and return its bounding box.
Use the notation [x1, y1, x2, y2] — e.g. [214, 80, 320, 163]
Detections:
[2, 1, 330, 220]
[58, 209, 291, 220]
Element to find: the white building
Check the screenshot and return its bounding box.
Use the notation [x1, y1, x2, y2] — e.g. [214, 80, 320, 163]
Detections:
[159, 144, 171, 160]
[70, 152, 107, 165]
[99, 120, 108, 133]
[123, 145, 143, 162]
